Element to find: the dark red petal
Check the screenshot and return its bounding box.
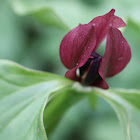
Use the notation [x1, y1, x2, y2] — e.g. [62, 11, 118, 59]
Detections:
[60, 23, 96, 69]
[94, 79, 109, 89]
[65, 67, 78, 81]
[99, 27, 131, 80]
[90, 9, 126, 49]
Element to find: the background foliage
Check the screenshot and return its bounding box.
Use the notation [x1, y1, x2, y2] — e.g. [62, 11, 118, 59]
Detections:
[0, 0, 140, 140]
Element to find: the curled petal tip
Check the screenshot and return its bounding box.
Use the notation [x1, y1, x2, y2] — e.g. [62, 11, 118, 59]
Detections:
[90, 8, 125, 49]
[110, 9, 115, 15]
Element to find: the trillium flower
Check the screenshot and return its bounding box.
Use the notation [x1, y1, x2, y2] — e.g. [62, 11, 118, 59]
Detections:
[60, 9, 131, 89]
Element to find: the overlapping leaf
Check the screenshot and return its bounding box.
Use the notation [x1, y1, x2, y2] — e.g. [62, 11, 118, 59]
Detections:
[0, 60, 73, 140]
[0, 60, 140, 140]
[93, 88, 140, 140]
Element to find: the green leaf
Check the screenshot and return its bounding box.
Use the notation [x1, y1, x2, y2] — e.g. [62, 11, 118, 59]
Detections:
[43, 87, 87, 135]
[0, 1, 25, 61]
[10, 0, 69, 30]
[0, 60, 97, 140]
[29, 8, 69, 30]
[1, 60, 140, 140]
[0, 60, 73, 140]
[93, 88, 140, 140]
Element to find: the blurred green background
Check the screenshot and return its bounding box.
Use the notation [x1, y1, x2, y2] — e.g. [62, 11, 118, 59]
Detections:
[1, 0, 140, 139]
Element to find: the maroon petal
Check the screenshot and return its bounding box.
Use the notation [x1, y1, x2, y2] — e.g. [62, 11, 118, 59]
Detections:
[99, 27, 131, 80]
[90, 9, 126, 49]
[65, 67, 78, 81]
[60, 23, 96, 69]
[94, 79, 109, 89]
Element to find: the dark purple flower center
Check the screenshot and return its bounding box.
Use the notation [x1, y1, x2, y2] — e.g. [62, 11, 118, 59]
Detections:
[78, 52, 102, 85]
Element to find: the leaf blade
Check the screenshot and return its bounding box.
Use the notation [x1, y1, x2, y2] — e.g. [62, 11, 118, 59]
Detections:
[94, 88, 140, 140]
[0, 60, 72, 140]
